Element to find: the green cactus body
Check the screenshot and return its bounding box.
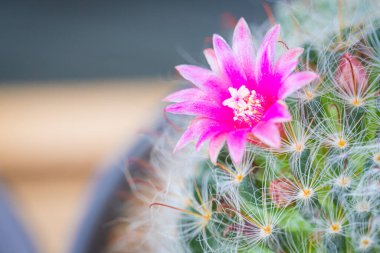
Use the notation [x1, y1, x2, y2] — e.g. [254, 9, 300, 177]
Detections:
[113, 1, 380, 253]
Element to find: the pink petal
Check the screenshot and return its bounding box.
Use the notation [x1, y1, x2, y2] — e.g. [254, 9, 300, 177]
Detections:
[255, 24, 280, 81]
[262, 102, 292, 123]
[174, 118, 212, 151]
[252, 121, 281, 148]
[175, 65, 212, 88]
[275, 47, 304, 79]
[279, 71, 319, 99]
[163, 88, 207, 102]
[227, 130, 248, 165]
[165, 101, 223, 119]
[203, 48, 220, 73]
[232, 18, 255, 83]
[213, 34, 246, 87]
[175, 64, 229, 100]
[195, 124, 222, 151]
[209, 134, 227, 164]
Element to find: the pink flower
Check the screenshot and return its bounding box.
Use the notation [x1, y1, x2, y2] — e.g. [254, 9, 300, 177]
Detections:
[164, 18, 318, 164]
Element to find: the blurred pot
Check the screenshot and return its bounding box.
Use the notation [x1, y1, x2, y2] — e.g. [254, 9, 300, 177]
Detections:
[70, 137, 152, 253]
[0, 186, 38, 253]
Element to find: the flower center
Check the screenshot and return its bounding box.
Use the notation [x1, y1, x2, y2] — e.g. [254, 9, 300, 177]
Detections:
[352, 97, 363, 107]
[305, 91, 314, 101]
[359, 237, 372, 249]
[336, 138, 347, 149]
[203, 211, 211, 221]
[200, 210, 212, 227]
[294, 142, 305, 153]
[335, 175, 351, 188]
[235, 173, 244, 183]
[260, 225, 273, 238]
[329, 222, 342, 234]
[298, 188, 314, 200]
[355, 200, 370, 213]
[223, 85, 265, 128]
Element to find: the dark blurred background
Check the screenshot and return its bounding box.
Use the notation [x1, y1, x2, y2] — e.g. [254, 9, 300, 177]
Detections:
[0, 1, 270, 253]
[0, 0, 269, 82]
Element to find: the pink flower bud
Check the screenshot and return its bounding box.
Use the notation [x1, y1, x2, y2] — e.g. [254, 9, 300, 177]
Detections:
[336, 53, 368, 106]
[269, 178, 296, 207]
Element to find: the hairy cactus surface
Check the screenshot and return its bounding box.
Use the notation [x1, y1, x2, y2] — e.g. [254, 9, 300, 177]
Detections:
[108, 1, 379, 253]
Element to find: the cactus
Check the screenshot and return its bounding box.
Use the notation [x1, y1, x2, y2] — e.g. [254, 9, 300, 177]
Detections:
[108, 1, 380, 252]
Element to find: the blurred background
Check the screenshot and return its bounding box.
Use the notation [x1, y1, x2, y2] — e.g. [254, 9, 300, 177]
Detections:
[0, 1, 270, 253]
